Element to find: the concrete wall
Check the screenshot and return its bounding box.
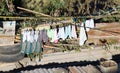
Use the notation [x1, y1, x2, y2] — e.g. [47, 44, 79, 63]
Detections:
[0, 21, 16, 45]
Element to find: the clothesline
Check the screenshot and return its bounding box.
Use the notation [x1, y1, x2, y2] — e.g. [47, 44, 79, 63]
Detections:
[19, 18, 119, 61]
[17, 18, 119, 46]
[22, 20, 120, 36]
[36, 21, 120, 36]
[0, 14, 120, 20]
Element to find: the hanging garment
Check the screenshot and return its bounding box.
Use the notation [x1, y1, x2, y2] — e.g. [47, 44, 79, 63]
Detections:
[34, 40, 42, 53]
[85, 20, 90, 31]
[85, 19, 95, 32]
[29, 31, 34, 54]
[50, 28, 58, 43]
[32, 40, 36, 53]
[26, 31, 31, 42]
[71, 25, 77, 39]
[34, 31, 39, 42]
[32, 31, 39, 52]
[89, 19, 95, 28]
[65, 25, 72, 39]
[53, 28, 59, 43]
[25, 31, 32, 54]
[21, 31, 27, 53]
[21, 30, 43, 55]
[34, 30, 42, 53]
[22, 31, 27, 42]
[57, 27, 65, 40]
[47, 29, 54, 39]
[38, 29, 49, 43]
[30, 31, 34, 43]
[79, 23, 87, 46]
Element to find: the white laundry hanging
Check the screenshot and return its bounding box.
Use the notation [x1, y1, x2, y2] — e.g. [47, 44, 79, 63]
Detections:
[85, 20, 90, 31]
[79, 23, 87, 46]
[89, 19, 95, 28]
[34, 31, 39, 42]
[57, 27, 65, 40]
[26, 31, 31, 42]
[30, 31, 34, 43]
[51, 28, 58, 42]
[71, 25, 77, 39]
[22, 31, 27, 42]
[85, 19, 95, 32]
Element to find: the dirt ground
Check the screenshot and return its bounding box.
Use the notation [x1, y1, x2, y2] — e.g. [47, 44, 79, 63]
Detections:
[87, 22, 120, 45]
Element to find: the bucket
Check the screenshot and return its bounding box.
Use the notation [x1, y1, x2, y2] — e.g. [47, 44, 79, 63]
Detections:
[99, 60, 118, 73]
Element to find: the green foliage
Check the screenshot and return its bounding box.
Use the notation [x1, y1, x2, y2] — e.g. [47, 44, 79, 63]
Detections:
[0, 0, 120, 23]
[21, 0, 43, 12]
[50, 0, 64, 9]
[0, 0, 13, 15]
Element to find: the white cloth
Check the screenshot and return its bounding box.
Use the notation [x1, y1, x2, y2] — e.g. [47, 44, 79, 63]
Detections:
[65, 25, 72, 39]
[85, 19, 95, 31]
[85, 20, 90, 31]
[71, 25, 77, 38]
[34, 31, 39, 41]
[22, 31, 27, 42]
[79, 23, 87, 46]
[51, 28, 58, 42]
[89, 19, 95, 28]
[30, 31, 34, 43]
[26, 31, 31, 42]
[57, 27, 65, 40]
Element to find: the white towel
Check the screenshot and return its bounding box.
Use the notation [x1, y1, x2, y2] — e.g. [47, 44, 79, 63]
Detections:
[71, 25, 77, 39]
[26, 31, 31, 42]
[85, 19, 95, 31]
[85, 20, 90, 31]
[89, 19, 95, 28]
[22, 31, 27, 42]
[34, 31, 39, 42]
[79, 23, 87, 46]
[30, 31, 34, 43]
[57, 27, 65, 40]
[65, 25, 72, 39]
[51, 28, 58, 42]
